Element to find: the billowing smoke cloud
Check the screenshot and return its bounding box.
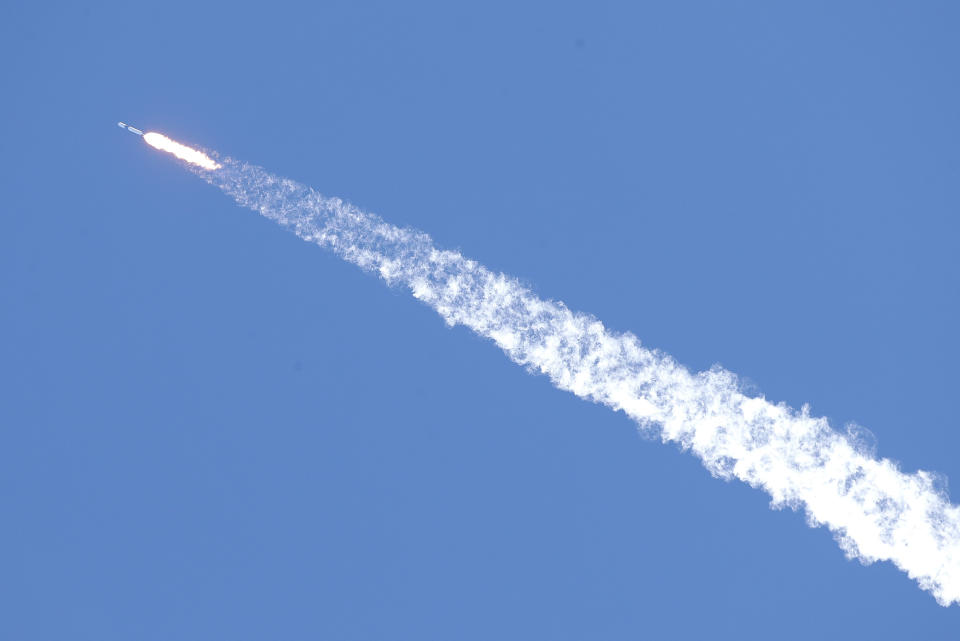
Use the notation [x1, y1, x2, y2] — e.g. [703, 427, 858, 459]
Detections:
[169, 148, 959, 605]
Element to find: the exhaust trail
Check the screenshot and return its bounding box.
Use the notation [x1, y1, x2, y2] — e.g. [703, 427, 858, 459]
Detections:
[143, 132, 221, 170]
[141, 132, 960, 606]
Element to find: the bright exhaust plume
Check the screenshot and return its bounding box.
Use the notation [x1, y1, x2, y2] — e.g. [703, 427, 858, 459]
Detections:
[143, 132, 220, 170]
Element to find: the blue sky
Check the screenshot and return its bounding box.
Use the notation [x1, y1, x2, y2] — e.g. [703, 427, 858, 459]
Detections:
[2, 1, 959, 638]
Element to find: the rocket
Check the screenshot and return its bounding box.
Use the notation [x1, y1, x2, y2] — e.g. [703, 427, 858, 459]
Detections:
[117, 122, 144, 136]
[118, 122, 221, 170]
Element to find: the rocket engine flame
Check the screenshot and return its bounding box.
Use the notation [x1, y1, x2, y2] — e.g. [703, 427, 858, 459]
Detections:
[143, 132, 221, 170]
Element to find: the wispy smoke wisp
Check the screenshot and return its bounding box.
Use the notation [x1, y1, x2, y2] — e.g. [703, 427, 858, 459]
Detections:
[186, 154, 959, 606]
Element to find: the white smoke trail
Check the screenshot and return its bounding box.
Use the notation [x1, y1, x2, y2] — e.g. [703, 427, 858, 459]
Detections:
[174, 149, 959, 606]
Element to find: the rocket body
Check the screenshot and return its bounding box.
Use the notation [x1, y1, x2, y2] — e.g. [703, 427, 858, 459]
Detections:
[117, 122, 144, 136]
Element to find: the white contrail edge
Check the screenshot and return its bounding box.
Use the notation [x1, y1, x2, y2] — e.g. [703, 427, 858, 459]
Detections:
[187, 154, 959, 606]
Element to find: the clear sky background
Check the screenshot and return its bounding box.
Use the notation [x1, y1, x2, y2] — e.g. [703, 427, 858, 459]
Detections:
[2, 1, 959, 639]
